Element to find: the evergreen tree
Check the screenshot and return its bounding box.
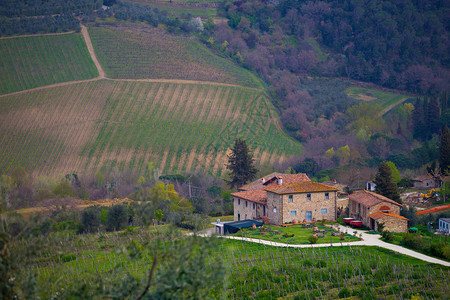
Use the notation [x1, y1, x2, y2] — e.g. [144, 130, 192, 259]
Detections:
[427, 97, 440, 134]
[374, 162, 401, 203]
[440, 126, 450, 174]
[226, 138, 258, 188]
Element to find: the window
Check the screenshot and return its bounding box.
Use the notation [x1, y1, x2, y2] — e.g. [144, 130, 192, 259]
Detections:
[253, 203, 256, 210]
[238, 213, 240, 221]
[289, 195, 293, 202]
[290, 210, 297, 216]
[245, 201, 248, 208]
[238, 199, 240, 205]
[325, 192, 329, 200]
[307, 193, 311, 201]
[273, 208, 277, 213]
[321, 208, 327, 214]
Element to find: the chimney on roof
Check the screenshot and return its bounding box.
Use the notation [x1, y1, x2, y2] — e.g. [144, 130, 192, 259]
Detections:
[334, 179, 337, 184]
[261, 177, 265, 183]
[278, 177, 283, 185]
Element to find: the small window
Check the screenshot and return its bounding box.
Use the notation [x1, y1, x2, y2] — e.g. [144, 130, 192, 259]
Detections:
[289, 195, 293, 202]
[290, 210, 297, 216]
[238, 213, 240, 221]
[321, 208, 327, 214]
[307, 194, 311, 201]
[273, 208, 277, 213]
[245, 201, 248, 208]
[325, 192, 329, 200]
[253, 203, 255, 210]
[238, 199, 240, 205]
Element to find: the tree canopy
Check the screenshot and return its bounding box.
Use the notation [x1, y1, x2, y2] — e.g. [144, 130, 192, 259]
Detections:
[440, 126, 450, 174]
[375, 161, 401, 203]
[226, 138, 258, 189]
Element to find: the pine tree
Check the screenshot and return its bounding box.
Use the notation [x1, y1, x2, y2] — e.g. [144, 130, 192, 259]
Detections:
[374, 161, 401, 203]
[440, 126, 450, 174]
[226, 138, 258, 188]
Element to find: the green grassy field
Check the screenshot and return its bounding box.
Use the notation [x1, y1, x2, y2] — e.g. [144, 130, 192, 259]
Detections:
[233, 224, 361, 245]
[13, 227, 449, 299]
[0, 79, 301, 177]
[88, 24, 263, 88]
[0, 33, 98, 95]
[344, 86, 412, 109]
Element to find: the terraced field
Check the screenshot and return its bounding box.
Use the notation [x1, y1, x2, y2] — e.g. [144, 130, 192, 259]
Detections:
[344, 86, 411, 110]
[0, 33, 98, 95]
[88, 24, 263, 88]
[0, 80, 302, 177]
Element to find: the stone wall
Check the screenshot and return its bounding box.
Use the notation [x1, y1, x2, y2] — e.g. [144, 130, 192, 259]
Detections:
[350, 199, 401, 227]
[374, 215, 408, 232]
[234, 197, 258, 221]
[267, 192, 282, 225]
[267, 191, 337, 225]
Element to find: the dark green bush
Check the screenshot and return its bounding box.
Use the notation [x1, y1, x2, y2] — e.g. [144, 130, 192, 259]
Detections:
[381, 231, 395, 242]
[401, 233, 425, 251]
[106, 204, 128, 231]
[338, 287, 351, 298]
[60, 253, 76, 263]
[308, 235, 318, 244]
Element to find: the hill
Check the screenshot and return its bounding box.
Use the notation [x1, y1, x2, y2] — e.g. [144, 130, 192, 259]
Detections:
[0, 33, 98, 95]
[88, 23, 263, 88]
[0, 79, 301, 177]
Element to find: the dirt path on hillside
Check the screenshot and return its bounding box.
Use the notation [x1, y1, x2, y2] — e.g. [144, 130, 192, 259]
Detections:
[113, 78, 260, 90]
[80, 25, 105, 79]
[379, 97, 409, 117]
[0, 30, 75, 39]
[0, 26, 261, 97]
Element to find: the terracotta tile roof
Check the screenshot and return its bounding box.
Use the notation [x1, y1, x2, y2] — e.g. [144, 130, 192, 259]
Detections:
[369, 211, 408, 221]
[349, 190, 401, 208]
[238, 172, 310, 191]
[231, 189, 267, 205]
[413, 174, 439, 181]
[264, 181, 339, 194]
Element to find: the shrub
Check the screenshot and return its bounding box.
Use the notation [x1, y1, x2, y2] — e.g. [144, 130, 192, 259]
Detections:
[106, 204, 128, 231]
[60, 253, 76, 263]
[81, 206, 101, 233]
[401, 233, 425, 251]
[442, 245, 450, 260]
[338, 287, 351, 298]
[283, 232, 294, 238]
[381, 231, 395, 242]
[308, 235, 318, 244]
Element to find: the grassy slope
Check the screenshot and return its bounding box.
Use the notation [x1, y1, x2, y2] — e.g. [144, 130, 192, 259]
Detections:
[88, 24, 263, 89]
[16, 229, 449, 299]
[0, 33, 98, 95]
[0, 80, 302, 177]
[344, 85, 412, 109]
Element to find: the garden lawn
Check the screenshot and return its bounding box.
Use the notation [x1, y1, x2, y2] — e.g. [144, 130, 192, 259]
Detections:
[233, 224, 360, 244]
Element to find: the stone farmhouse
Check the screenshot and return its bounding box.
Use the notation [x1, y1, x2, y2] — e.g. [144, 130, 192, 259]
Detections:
[412, 174, 440, 189]
[349, 190, 407, 232]
[232, 173, 339, 225]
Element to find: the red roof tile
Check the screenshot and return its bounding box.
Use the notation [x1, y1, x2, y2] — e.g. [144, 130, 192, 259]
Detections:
[349, 190, 401, 208]
[239, 172, 310, 191]
[231, 189, 267, 205]
[264, 181, 339, 194]
[369, 211, 408, 221]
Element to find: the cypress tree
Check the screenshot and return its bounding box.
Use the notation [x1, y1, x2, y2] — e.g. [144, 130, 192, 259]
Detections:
[427, 97, 440, 134]
[440, 126, 450, 174]
[226, 138, 258, 188]
[374, 161, 401, 203]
